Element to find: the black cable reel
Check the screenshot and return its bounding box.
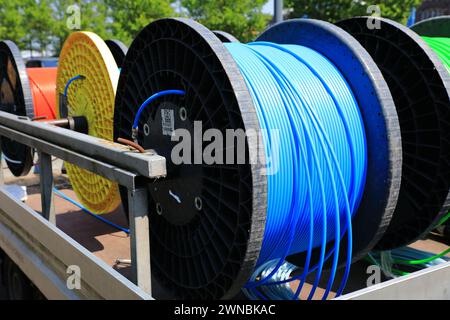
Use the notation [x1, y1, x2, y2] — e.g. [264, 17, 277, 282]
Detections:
[115, 18, 266, 299]
[113, 17, 407, 299]
[0, 41, 34, 177]
[336, 17, 450, 250]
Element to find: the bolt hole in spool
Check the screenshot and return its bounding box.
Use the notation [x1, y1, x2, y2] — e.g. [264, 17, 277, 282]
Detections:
[143, 123, 151, 136]
[179, 106, 188, 121]
[0, 41, 57, 176]
[56, 32, 127, 214]
[337, 17, 450, 250]
[114, 18, 401, 300]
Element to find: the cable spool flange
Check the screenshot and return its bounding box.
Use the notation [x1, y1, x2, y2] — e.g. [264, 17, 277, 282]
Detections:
[213, 31, 240, 43]
[337, 17, 450, 250]
[104, 39, 128, 69]
[56, 31, 121, 214]
[411, 16, 450, 38]
[411, 16, 450, 219]
[256, 19, 402, 267]
[114, 18, 266, 300]
[0, 40, 34, 176]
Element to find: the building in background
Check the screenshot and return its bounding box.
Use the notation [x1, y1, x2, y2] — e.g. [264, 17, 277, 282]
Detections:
[417, 0, 450, 21]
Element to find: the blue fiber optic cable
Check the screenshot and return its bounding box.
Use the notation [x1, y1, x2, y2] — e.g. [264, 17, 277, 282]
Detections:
[132, 90, 185, 130]
[53, 187, 130, 234]
[225, 42, 367, 300]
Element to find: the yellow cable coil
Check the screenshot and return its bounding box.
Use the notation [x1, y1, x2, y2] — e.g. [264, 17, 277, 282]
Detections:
[56, 31, 121, 214]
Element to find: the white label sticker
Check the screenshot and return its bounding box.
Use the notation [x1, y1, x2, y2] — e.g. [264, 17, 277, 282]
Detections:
[161, 109, 175, 136]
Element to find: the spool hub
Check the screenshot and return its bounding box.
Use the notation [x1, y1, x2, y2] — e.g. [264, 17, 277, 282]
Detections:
[0, 41, 34, 176]
[114, 18, 266, 299]
[56, 32, 121, 214]
[337, 17, 450, 250]
[257, 19, 402, 266]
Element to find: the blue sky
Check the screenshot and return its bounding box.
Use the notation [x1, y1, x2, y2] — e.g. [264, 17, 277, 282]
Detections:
[263, 0, 275, 14]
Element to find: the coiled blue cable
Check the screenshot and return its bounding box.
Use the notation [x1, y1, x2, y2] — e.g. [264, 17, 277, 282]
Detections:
[224, 42, 367, 300]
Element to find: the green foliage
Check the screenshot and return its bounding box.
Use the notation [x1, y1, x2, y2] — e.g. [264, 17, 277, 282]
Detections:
[0, 0, 174, 55]
[23, 0, 56, 54]
[376, 0, 423, 24]
[106, 0, 175, 46]
[181, 0, 271, 42]
[0, 0, 426, 56]
[0, 0, 28, 48]
[286, 0, 423, 24]
[50, 0, 111, 53]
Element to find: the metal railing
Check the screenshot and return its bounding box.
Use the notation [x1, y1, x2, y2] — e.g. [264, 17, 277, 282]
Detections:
[0, 111, 166, 299]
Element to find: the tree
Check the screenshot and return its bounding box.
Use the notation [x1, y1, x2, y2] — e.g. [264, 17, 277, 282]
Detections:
[106, 0, 175, 46]
[0, 0, 28, 48]
[286, 0, 423, 24]
[181, 0, 271, 42]
[50, 0, 111, 54]
[23, 0, 55, 55]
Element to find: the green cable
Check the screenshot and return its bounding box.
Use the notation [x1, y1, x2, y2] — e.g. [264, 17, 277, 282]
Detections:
[422, 37, 450, 73]
[437, 212, 450, 227]
[392, 269, 410, 276]
[393, 247, 450, 265]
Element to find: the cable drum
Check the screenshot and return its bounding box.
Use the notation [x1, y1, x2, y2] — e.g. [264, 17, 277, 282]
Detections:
[256, 19, 402, 273]
[0, 41, 58, 176]
[0, 41, 34, 176]
[411, 16, 450, 242]
[27, 67, 57, 120]
[57, 31, 122, 214]
[115, 18, 400, 300]
[337, 17, 450, 250]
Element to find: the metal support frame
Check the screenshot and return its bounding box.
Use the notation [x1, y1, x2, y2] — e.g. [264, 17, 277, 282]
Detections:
[0, 111, 166, 299]
[0, 140, 3, 186]
[128, 187, 151, 294]
[337, 261, 450, 300]
[38, 152, 55, 223]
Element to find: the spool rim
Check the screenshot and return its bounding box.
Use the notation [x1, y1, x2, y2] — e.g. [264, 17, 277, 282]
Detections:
[337, 16, 450, 250]
[411, 16, 450, 38]
[0, 40, 34, 176]
[411, 16, 450, 230]
[104, 39, 128, 69]
[114, 18, 266, 300]
[213, 30, 240, 43]
[256, 18, 402, 266]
